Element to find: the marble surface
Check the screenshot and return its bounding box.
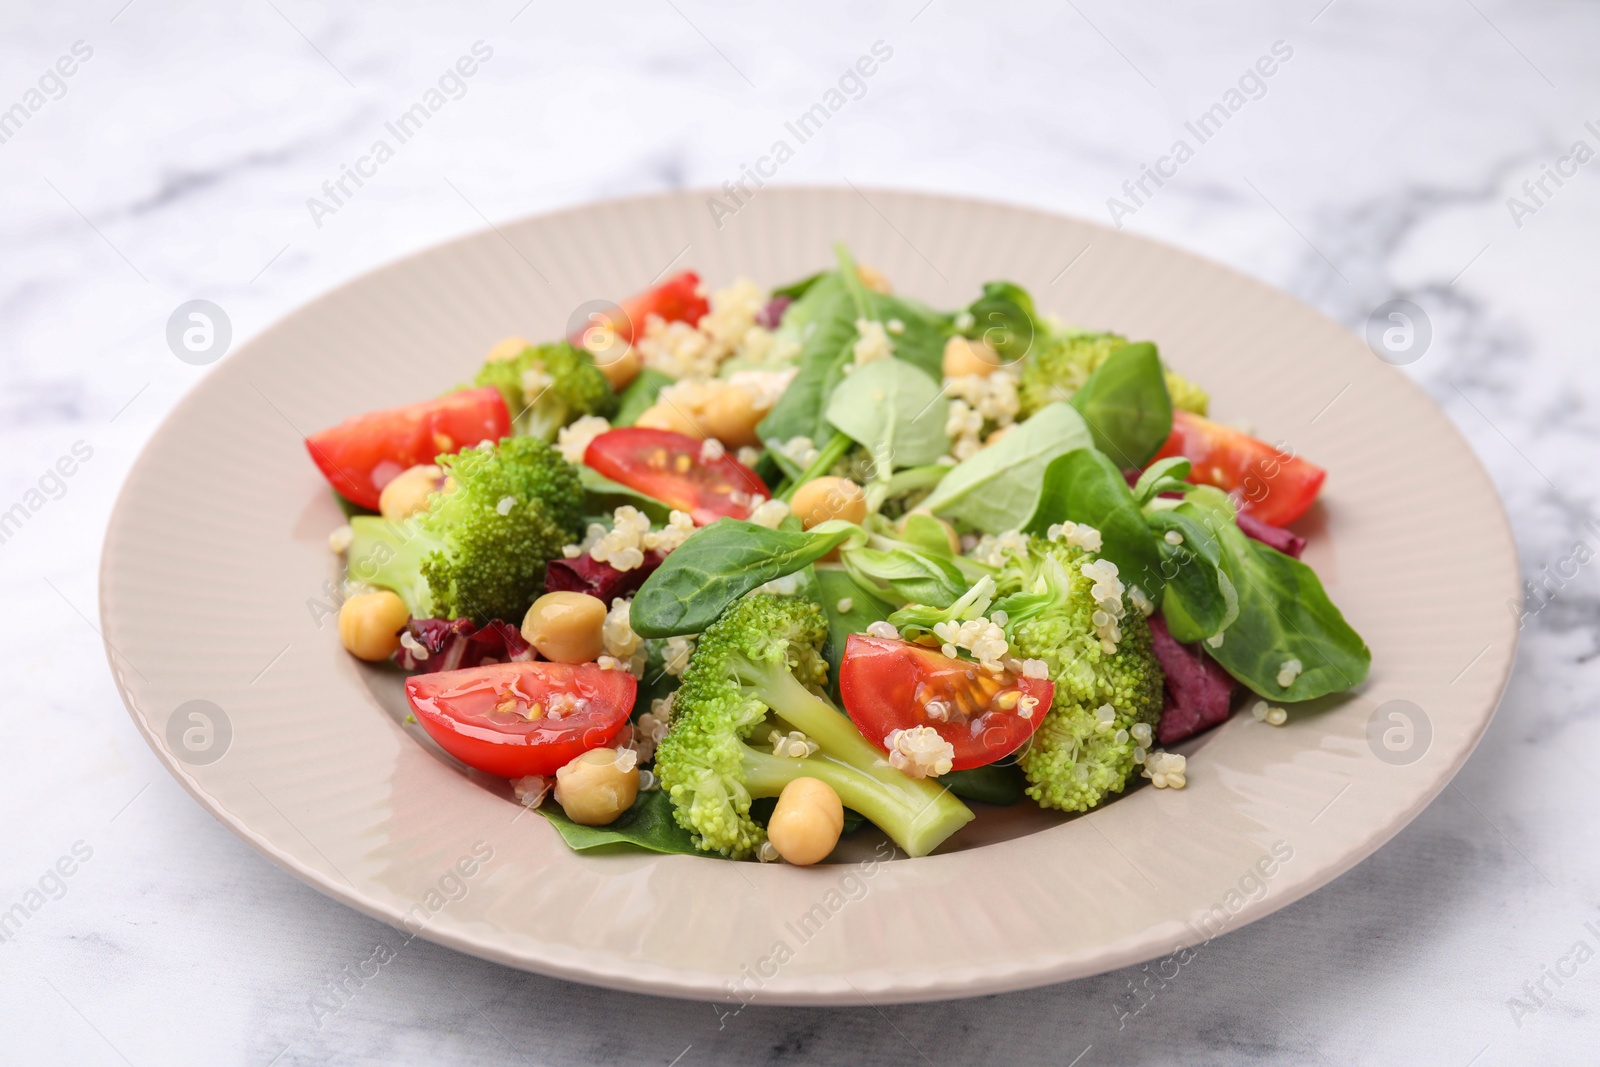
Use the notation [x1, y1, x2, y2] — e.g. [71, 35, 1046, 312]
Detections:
[2, 1, 1597, 1063]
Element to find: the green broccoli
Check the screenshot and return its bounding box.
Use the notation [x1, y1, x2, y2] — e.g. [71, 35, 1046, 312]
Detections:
[1018, 328, 1210, 418]
[474, 341, 617, 441]
[654, 594, 974, 859]
[992, 536, 1164, 812]
[346, 436, 582, 624]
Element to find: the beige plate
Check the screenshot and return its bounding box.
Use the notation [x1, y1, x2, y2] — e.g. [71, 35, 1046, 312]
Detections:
[100, 188, 1519, 1004]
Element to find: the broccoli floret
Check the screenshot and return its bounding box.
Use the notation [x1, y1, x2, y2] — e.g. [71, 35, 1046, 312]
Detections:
[992, 537, 1164, 812]
[475, 341, 617, 441]
[1018, 328, 1209, 418]
[654, 594, 974, 859]
[346, 437, 582, 624]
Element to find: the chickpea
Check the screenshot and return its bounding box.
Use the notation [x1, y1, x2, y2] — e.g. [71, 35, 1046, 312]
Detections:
[338, 591, 410, 662]
[486, 335, 530, 362]
[982, 424, 1014, 449]
[856, 263, 892, 295]
[592, 344, 641, 391]
[790, 477, 867, 529]
[898, 510, 961, 554]
[634, 402, 706, 439]
[698, 383, 761, 448]
[942, 336, 1005, 378]
[378, 464, 444, 521]
[521, 591, 607, 663]
[554, 748, 639, 826]
[767, 777, 844, 865]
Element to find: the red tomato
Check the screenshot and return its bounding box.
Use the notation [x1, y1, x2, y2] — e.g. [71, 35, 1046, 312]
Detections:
[1151, 410, 1327, 527]
[305, 387, 510, 511]
[405, 661, 636, 778]
[838, 634, 1054, 771]
[569, 270, 709, 350]
[584, 427, 768, 525]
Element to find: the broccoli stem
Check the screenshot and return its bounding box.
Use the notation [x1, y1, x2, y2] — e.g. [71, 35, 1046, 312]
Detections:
[738, 661, 974, 857]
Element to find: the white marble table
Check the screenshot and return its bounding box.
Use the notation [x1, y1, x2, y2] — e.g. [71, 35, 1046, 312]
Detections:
[3, 2, 1596, 1063]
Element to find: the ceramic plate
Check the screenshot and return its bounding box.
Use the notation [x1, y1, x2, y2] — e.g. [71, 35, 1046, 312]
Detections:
[100, 188, 1518, 1004]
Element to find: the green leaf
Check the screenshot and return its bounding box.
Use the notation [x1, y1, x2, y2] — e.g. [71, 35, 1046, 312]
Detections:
[540, 791, 704, 856]
[840, 545, 966, 608]
[1204, 520, 1371, 701]
[613, 368, 675, 427]
[578, 465, 671, 523]
[814, 567, 895, 691]
[629, 518, 865, 637]
[771, 270, 826, 301]
[937, 763, 1027, 806]
[1147, 505, 1235, 642]
[1132, 456, 1192, 507]
[961, 281, 1038, 364]
[1069, 341, 1174, 468]
[922, 402, 1092, 534]
[757, 273, 859, 445]
[824, 358, 949, 475]
[1023, 447, 1164, 598]
[897, 512, 956, 557]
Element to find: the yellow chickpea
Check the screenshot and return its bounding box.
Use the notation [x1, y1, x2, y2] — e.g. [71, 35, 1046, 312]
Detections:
[378, 464, 444, 521]
[767, 777, 844, 865]
[698, 384, 761, 448]
[856, 263, 892, 295]
[486, 335, 530, 362]
[942, 336, 1004, 378]
[521, 591, 607, 663]
[592, 344, 641, 391]
[634, 402, 706, 439]
[554, 748, 640, 826]
[790, 477, 867, 529]
[338, 591, 410, 662]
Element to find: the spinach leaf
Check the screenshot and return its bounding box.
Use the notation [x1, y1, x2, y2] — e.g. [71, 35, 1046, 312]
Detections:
[1131, 456, 1192, 506]
[758, 272, 858, 445]
[923, 401, 1092, 534]
[937, 763, 1027, 806]
[1205, 520, 1371, 701]
[814, 567, 894, 690]
[962, 281, 1038, 364]
[839, 545, 966, 608]
[1146, 504, 1235, 642]
[771, 271, 826, 301]
[898, 512, 957, 557]
[613, 368, 675, 427]
[824, 358, 949, 475]
[579, 465, 671, 523]
[629, 518, 865, 637]
[1069, 341, 1173, 468]
[1024, 447, 1164, 597]
[540, 791, 704, 856]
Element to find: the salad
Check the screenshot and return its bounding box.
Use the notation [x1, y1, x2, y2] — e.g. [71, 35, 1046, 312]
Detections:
[309, 245, 1369, 865]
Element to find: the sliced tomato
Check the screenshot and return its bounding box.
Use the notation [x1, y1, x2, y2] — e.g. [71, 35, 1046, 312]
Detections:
[570, 270, 709, 350]
[584, 427, 768, 525]
[838, 634, 1054, 772]
[1151, 410, 1327, 527]
[305, 387, 510, 511]
[405, 661, 636, 778]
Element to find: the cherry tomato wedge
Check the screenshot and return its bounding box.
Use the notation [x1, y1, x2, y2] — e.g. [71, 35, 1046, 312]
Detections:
[584, 427, 768, 525]
[569, 270, 709, 350]
[405, 661, 636, 778]
[1150, 410, 1327, 527]
[305, 387, 510, 511]
[838, 634, 1054, 771]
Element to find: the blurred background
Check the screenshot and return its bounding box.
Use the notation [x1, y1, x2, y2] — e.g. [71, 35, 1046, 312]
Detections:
[2, 1, 1596, 1063]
